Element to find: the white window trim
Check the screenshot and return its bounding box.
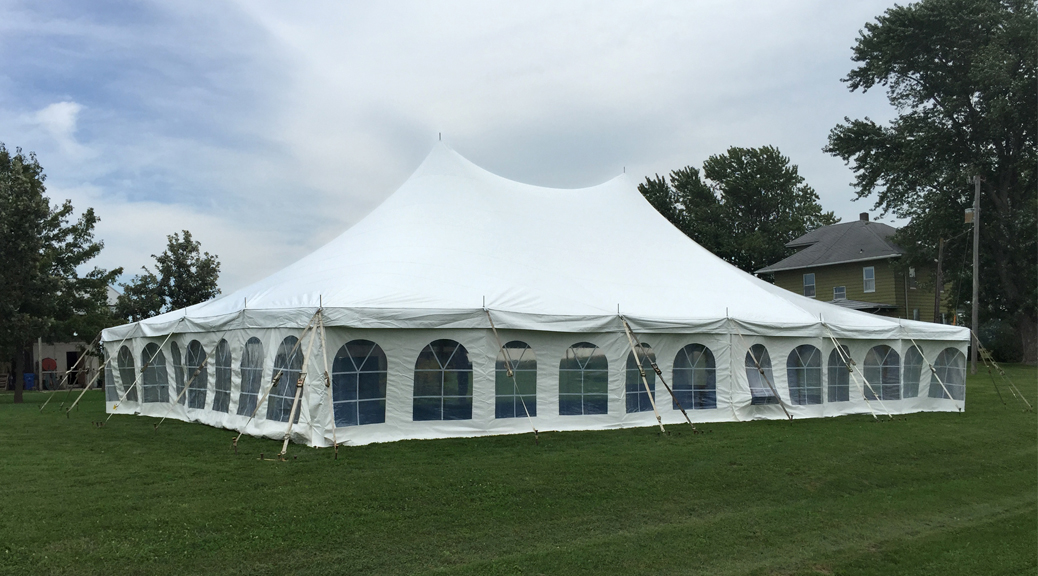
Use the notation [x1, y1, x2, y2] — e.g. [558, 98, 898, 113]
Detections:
[863, 266, 876, 293]
[833, 286, 846, 300]
[803, 273, 816, 298]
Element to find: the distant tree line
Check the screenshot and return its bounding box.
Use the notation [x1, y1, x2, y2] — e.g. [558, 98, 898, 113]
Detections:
[0, 143, 221, 403]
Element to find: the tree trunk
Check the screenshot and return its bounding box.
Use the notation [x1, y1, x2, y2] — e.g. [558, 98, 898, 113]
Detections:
[1018, 314, 1038, 365]
[13, 344, 28, 404]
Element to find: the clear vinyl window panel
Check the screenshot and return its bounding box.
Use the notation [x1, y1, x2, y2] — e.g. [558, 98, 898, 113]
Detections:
[827, 346, 851, 402]
[186, 340, 209, 409]
[559, 342, 608, 416]
[625, 343, 656, 414]
[267, 336, 303, 423]
[746, 344, 778, 405]
[413, 339, 473, 421]
[170, 342, 186, 405]
[928, 348, 966, 400]
[902, 346, 924, 398]
[333, 340, 388, 427]
[103, 350, 117, 402]
[117, 345, 137, 402]
[237, 337, 264, 416]
[495, 341, 536, 419]
[672, 344, 717, 410]
[141, 343, 169, 403]
[864, 345, 900, 400]
[212, 339, 232, 413]
[786, 345, 822, 405]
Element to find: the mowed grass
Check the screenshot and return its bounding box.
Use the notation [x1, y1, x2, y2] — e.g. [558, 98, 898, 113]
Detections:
[0, 366, 1035, 576]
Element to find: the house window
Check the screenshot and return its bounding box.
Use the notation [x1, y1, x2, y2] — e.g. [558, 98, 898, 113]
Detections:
[833, 286, 846, 300]
[912, 308, 920, 321]
[863, 266, 875, 293]
[909, 267, 917, 289]
[803, 273, 816, 298]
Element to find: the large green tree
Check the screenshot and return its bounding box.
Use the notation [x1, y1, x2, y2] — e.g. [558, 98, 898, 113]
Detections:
[0, 143, 121, 403]
[825, 0, 1037, 360]
[115, 230, 221, 321]
[640, 145, 838, 275]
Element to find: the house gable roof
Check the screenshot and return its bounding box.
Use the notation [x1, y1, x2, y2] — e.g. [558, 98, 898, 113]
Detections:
[756, 219, 902, 274]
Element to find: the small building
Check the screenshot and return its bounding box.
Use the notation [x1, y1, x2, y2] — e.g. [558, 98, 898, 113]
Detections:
[756, 213, 946, 323]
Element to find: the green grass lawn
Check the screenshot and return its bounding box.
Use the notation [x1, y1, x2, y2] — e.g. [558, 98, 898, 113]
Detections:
[1, 366, 1035, 576]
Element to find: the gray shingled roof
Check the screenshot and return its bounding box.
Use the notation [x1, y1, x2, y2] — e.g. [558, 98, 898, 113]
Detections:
[826, 298, 898, 311]
[756, 219, 902, 274]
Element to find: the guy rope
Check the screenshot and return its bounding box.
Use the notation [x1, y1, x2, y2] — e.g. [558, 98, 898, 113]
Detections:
[821, 322, 890, 420]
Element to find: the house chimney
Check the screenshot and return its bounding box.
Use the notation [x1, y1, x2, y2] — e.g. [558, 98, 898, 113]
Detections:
[859, 212, 869, 222]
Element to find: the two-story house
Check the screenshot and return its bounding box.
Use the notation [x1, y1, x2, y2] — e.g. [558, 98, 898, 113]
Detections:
[756, 213, 945, 322]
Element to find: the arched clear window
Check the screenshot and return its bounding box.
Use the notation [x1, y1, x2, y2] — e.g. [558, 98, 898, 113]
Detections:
[117, 345, 137, 402]
[827, 346, 851, 402]
[746, 344, 777, 405]
[237, 337, 264, 416]
[864, 345, 900, 400]
[903, 346, 924, 398]
[559, 342, 608, 415]
[333, 340, 388, 426]
[673, 344, 717, 410]
[496, 341, 536, 419]
[267, 336, 303, 423]
[928, 348, 966, 400]
[141, 343, 169, 403]
[414, 339, 473, 421]
[626, 343, 656, 413]
[787, 345, 822, 405]
[170, 342, 186, 405]
[186, 340, 208, 409]
[212, 339, 232, 413]
[104, 349, 117, 402]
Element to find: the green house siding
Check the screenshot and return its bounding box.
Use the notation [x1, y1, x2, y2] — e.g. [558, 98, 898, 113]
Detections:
[773, 260, 947, 322]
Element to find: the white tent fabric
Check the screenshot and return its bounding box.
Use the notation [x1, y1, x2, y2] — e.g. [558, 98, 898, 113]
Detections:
[102, 144, 969, 447]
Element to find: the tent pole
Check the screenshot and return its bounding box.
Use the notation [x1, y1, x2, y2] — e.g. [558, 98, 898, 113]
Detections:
[279, 309, 321, 459]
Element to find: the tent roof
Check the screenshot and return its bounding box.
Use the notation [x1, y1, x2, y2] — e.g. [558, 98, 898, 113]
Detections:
[107, 144, 967, 342]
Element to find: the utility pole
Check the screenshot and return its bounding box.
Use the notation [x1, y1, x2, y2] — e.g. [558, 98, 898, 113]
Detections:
[933, 238, 944, 324]
[971, 175, 981, 373]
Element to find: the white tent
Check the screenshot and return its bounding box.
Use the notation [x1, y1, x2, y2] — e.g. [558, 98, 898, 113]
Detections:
[102, 144, 969, 447]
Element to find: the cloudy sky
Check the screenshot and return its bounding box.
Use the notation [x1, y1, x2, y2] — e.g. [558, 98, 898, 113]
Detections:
[0, 0, 902, 293]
